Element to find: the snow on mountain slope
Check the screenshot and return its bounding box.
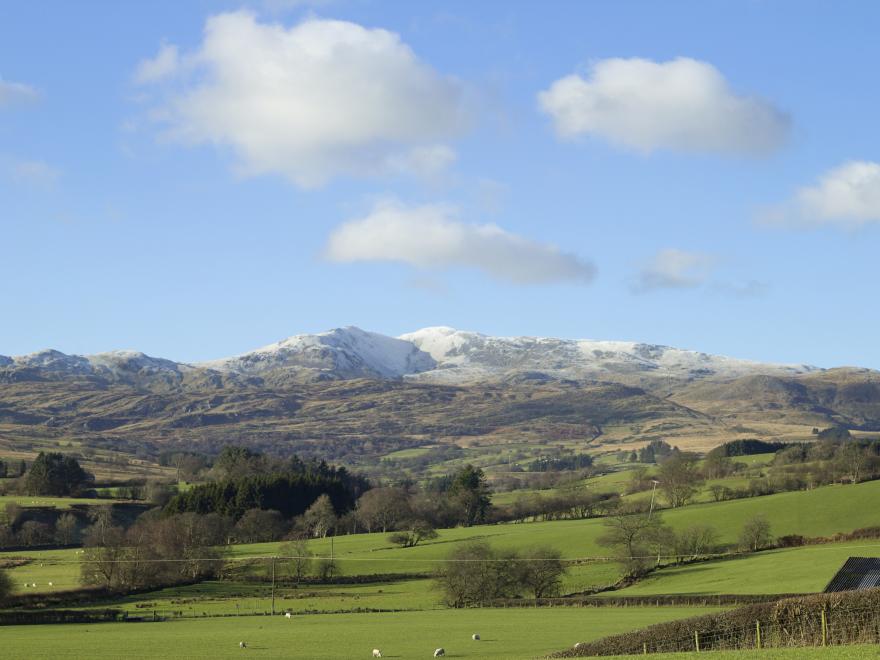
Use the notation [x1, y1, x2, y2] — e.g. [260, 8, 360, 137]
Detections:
[12, 349, 94, 376]
[2, 348, 194, 387]
[2, 326, 821, 388]
[86, 351, 194, 381]
[203, 326, 436, 379]
[399, 326, 817, 383]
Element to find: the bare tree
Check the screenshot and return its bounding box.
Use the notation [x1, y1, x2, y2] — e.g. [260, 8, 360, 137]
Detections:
[519, 546, 567, 598]
[55, 513, 79, 545]
[356, 487, 410, 533]
[280, 539, 312, 583]
[302, 495, 337, 538]
[658, 452, 703, 508]
[674, 524, 719, 561]
[739, 514, 773, 552]
[598, 506, 669, 577]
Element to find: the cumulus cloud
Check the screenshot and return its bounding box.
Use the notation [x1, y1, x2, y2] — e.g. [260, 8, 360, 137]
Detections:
[134, 43, 180, 85]
[324, 200, 596, 285]
[760, 161, 880, 229]
[0, 76, 39, 107]
[538, 57, 789, 155]
[633, 248, 716, 293]
[137, 12, 469, 187]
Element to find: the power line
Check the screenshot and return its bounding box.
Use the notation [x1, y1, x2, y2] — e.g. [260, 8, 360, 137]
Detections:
[23, 541, 880, 565]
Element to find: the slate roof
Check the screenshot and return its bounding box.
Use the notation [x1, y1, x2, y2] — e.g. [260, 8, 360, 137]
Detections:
[824, 557, 880, 593]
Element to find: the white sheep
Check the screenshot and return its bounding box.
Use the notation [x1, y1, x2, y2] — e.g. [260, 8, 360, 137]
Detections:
[285, 612, 292, 619]
[31, 583, 36, 588]
[433, 649, 445, 657]
[239, 642, 247, 649]
[48, 582, 53, 587]
[372, 650, 382, 658]
[472, 633, 480, 641]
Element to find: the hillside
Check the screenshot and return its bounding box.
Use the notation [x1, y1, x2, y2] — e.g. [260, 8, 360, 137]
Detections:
[1, 327, 879, 465]
[0, 377, 705, 466]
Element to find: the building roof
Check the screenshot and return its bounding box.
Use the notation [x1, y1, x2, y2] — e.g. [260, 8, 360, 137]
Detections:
[824, 557, 880, 593]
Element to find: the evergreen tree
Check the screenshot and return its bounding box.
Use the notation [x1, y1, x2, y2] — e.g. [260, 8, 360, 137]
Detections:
[449, 465, 491, 526]
[24, 452, 90, 496]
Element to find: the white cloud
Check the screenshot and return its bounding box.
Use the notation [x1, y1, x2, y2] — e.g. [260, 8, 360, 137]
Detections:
[134, 43, 180, 85]
[138, 12, 469, 187]
[7, 159, 60, 186]
[761, 161, 880, 229]
[633, 248, 716, 293]
[324, 200, 596, 285]
[538, 57, 789, 155]
[0, 76, 39, 107]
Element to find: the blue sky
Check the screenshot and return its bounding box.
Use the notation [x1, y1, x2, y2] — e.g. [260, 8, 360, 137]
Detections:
[2, 1, 879, 368]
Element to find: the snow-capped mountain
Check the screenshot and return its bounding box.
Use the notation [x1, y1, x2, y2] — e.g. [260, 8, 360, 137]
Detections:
[0, 348, 193, 388]
[201, 327, 436, 379]
[204, 326, 817, 384]
[398, 326, 817, 383]
[1, 326, 820, 389]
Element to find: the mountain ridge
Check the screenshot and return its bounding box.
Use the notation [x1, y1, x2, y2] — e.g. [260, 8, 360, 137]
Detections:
[0, 325, 826, 389]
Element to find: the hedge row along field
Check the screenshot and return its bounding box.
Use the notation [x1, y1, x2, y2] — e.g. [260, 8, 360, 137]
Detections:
[559, 588, 880, 656]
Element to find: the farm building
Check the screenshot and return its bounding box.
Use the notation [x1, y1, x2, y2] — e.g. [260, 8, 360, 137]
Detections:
[824, 557, 880, 592]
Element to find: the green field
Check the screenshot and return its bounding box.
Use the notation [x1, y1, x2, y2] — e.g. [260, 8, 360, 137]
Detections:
[78, 579, 441, 617]
[2, 547, 83, 592]
[492, 453, 776, 508]
[7, 478, 880, 598]
[0, 495, 123, 510]
[0, 607, 724, 659]
[235, 479, 880, 574]
[609, 542, 880, 597]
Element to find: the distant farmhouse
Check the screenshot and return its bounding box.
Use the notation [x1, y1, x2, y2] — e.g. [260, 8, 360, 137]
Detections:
[825, 557, 880, 592]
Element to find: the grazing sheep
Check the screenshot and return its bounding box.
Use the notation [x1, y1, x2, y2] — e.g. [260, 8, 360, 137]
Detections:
[472, 634, 480, 641]
[285, 612, 292, 619]
[433, 649, 445, 657]
[372, 650, 382, 658]
[48, 582, 53, 586]
[239, 642, 247, 649]
[31, 583, 36, 588]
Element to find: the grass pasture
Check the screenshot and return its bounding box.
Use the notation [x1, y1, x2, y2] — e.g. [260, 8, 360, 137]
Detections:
[78, 578, 441, 617]
[0, 494, 124, 510]
[7, 478, 880, 597]
[609, 542, 880, 597]
[0, 606, 724, 659]
[236, 479, 880, 576]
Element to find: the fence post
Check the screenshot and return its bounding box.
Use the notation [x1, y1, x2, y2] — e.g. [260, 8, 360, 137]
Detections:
[756, 620, 761, 649]
[821, 607, 828, 647]
[694, 630, 700, 652]
[643, 642, 647, 655]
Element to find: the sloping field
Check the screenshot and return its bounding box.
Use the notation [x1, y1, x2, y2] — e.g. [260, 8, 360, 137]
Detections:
[232, 480, 880, 574]
[609, 543, 880, 597]
[6, 479, 880, 597]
